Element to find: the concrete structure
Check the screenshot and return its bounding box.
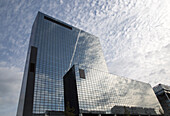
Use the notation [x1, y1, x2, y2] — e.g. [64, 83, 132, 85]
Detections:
[153, 84, 170, 116]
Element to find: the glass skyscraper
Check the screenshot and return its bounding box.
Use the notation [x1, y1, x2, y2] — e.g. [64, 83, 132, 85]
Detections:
[17, 12, 162, 116]
[17, 12, 108, 116]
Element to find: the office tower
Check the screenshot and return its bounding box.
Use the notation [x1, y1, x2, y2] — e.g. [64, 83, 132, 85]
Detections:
[153, 84, 170, 116]
[17, 12, 162, 116]
[64, 65, 163, 116]
[17, 12, 108, 116]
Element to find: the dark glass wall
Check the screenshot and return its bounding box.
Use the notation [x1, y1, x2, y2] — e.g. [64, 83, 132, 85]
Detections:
[17, 14, 39, 116]
[63, 65, 79, 115]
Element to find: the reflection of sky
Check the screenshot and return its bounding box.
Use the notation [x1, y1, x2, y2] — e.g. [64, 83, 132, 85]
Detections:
[0, 0, 170, 115]
[75, 65, 162, 114]
[32, 13, 79, 113]
[30, 12, 108, 114]
[73, 31, 108, 72]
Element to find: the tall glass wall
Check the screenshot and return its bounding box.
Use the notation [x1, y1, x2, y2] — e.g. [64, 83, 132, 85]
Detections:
[31, 12, 108, 114]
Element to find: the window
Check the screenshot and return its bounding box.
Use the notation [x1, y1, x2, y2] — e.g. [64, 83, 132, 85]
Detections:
[44, 16, 72, 30]
[30, 63, 35, 72]
[79, 69, 85, 79]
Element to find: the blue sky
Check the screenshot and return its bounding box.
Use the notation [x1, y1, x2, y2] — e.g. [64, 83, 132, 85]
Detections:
[0, 0, 170, 115]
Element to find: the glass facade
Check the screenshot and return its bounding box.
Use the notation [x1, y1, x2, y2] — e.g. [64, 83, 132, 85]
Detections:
[64, 65, 163, 115]
[17, 12, 108, 116]
[17, 12, 162, 116]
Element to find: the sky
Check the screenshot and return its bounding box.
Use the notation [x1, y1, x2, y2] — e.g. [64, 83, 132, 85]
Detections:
[0, 0, 170, 115]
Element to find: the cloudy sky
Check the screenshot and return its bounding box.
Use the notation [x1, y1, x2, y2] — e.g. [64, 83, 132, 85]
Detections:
[0, 0, 170, 115]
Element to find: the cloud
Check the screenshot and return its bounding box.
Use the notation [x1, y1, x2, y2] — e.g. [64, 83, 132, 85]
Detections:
[0, 63, 23, 116]
[0, 0, 170, 115]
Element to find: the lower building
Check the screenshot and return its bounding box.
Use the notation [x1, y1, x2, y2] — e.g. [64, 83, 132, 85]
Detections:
[63, 65, 163, 116]
[153, 84, 170, 116]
